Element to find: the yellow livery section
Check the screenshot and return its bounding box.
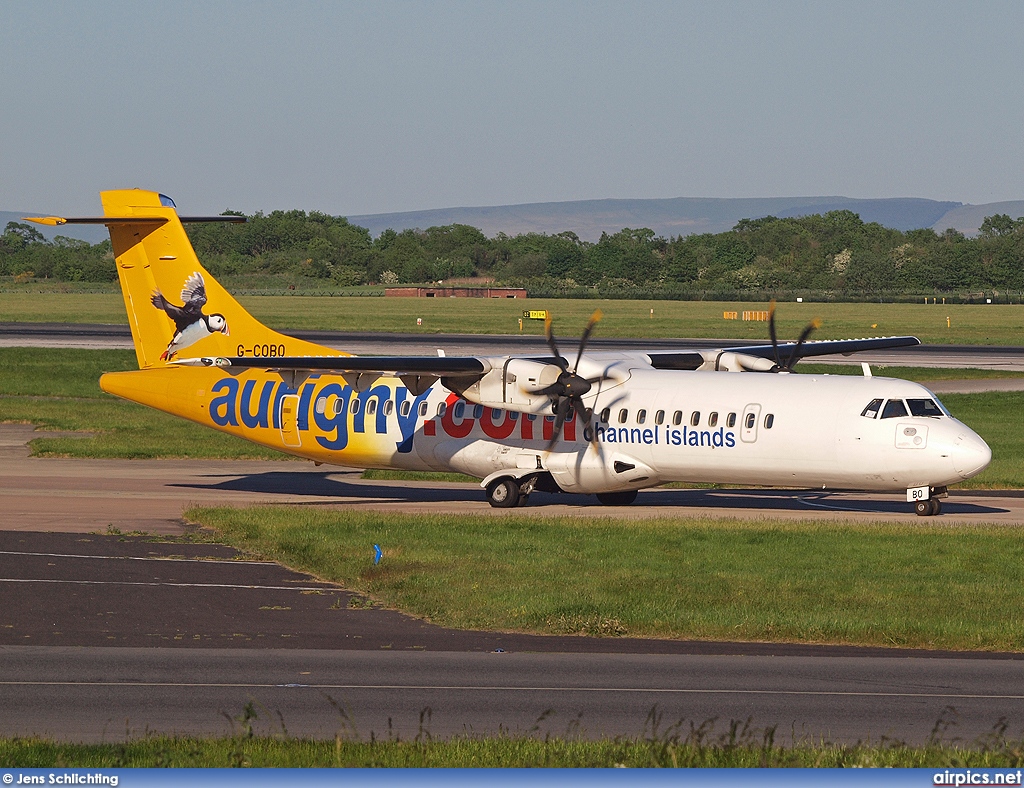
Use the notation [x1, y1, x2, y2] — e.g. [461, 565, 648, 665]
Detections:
[99, 366, 440, 469]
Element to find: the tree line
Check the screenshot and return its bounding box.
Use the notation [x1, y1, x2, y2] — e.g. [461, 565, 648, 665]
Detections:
[3, 208, 1023, 298]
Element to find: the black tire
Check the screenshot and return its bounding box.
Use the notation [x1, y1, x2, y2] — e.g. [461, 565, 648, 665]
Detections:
[487, 478, 521, 508]
[914, 499, 931, 517]
[930, 498, 942, 516]
[597, 490, 638, 506]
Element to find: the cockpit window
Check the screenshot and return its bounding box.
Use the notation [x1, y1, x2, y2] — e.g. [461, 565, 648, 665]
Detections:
[880, 399, 908, 419]
[907, 398, 944, 418]
[861, 398, 883, 419]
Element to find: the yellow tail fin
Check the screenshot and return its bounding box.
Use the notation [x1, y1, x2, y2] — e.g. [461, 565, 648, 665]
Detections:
[96, 189, 338, 368]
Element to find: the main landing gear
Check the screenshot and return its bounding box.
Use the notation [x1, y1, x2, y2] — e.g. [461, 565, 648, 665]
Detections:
[596, 490, 638, 506]
[486, 478, 522, 508]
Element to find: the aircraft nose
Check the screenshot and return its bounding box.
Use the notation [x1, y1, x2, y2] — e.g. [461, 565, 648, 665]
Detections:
[952, 430, 992, 479]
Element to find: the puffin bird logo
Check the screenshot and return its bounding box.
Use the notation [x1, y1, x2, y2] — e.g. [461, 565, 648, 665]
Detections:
[151, 271, 229, 360]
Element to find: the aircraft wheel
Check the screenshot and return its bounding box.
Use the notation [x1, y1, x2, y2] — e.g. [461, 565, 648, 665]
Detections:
[597, 490, 638, 506]
[930, 499, 942, 515]
[487, 478, 521, 509]
[914, 499, 933, 517]
[517, 494, 531, 507]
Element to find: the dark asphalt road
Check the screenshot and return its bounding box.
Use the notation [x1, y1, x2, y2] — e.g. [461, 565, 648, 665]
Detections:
[3, 531, 1024, 745]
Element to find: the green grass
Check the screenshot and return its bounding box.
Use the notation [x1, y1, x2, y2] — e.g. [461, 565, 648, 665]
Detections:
[0, 347, 288, 459]
[6, 730, 1024, 767]
[186, 507, 1024, 651]
[3, 293, 1024, 344]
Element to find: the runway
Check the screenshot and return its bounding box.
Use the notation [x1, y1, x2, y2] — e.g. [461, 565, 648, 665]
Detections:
[4, 322, 1024, 371]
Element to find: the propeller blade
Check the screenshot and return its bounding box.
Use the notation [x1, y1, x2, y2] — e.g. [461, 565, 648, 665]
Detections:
[784, 318, 822, 371]
[546, 397, 572, 451]
[572, 309, 603, 373]
[767, 300, 781, 368]
[544, 315, 567, 370]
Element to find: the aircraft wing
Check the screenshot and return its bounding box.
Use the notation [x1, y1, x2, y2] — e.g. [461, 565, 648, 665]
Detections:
[208, 355, 488, 375]
[724, 335, 921, 359]
[176, 335, 920, 376]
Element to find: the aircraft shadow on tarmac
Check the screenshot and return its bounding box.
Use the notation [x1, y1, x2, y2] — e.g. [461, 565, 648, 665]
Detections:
[169, 471, 1008, 515]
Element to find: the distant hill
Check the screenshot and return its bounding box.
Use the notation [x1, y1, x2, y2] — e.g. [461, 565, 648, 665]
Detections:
[0, 212, 108, 244]
[6, 197, 1024, 245]
[349, 196, 963, 241]
[929, 201, 1024, 235]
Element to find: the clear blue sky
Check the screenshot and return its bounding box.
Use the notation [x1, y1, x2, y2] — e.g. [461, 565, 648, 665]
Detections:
[3, 1, 1023, 216]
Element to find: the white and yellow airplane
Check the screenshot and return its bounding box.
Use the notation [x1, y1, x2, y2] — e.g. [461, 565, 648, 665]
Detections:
[27, 189, 991, 515]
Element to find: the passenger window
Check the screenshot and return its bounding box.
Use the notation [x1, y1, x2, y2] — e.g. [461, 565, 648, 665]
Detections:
[618, 409, 628, 424]
[907, 398, 943, 418]
[764, 413, 774, 429]
[349, 397, 360, 415]
[315, 397, 327, 415]
[437, 402, 446, 417]
[401, 400, 412, 417]
[745, 412, 756, 429]
[727, 412, 737, 428]
[655, 410, 665, 425]
[690, 411, 700, 427]
[861, 399, 883, 419]
[672, 410, 683, 426]
[454, 402, 466, 419]
[637, 409, 647, 424]
[366, 399, 378, 416]
[708, 412, 719, 427]
[600, 407, 611, 423]
[881, 399, 908, 419]
[383, 400, 394, 416]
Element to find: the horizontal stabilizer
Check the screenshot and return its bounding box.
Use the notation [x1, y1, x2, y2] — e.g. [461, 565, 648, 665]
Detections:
[24, 215, 246, 226]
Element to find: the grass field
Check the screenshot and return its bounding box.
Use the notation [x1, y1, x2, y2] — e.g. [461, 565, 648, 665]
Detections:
[6, 732, 1024, 767]
[2, 292, 1024, 344]
[0, 348, 1020, 485]
[187, 507, 1024, 651]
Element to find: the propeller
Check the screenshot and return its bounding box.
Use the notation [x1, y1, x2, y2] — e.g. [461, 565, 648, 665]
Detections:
[767, 300, 822, 372]
[537, 310, 606, 450]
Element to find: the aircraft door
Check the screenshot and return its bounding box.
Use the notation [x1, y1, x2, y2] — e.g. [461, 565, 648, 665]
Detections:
[278, 394, 302, 447]
[741, 403, 761, 444]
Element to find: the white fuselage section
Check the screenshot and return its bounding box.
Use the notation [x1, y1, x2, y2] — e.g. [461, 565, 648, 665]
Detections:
[362, 361, 991, 495]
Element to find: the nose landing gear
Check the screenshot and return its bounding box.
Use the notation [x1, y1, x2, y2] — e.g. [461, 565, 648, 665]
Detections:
[912, 486, 947, 516]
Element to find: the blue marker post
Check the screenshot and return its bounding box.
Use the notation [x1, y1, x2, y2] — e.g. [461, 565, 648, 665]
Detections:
[373, 544, 382, 565]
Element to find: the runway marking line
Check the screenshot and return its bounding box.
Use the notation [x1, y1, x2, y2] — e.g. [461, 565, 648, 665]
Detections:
[0, 549, 274, 566]
[1, 680, 1023, 701]
[0, 578, 338, 591]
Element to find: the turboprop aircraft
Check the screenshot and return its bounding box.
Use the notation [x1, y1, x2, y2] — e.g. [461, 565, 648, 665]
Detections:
[27, 189, 992, 516]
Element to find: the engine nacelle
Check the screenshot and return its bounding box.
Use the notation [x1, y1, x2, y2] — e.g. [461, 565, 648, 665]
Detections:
[445, 358, 561, 415]
[699, 351, 777, 372]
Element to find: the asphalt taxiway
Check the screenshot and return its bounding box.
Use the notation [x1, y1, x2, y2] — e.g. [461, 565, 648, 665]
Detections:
[2, 353, 1024, 744]
[4, 322, 1024, 371]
